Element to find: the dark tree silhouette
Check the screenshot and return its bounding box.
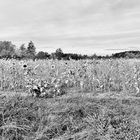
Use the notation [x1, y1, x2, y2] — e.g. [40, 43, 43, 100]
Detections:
[36, 51, 50, 59]
[26, 41, 36, 59]
[55, 48, 63, 60]
[0, 41, 16, 59]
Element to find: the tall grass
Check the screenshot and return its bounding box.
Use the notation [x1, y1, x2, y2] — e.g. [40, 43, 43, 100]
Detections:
[0, 59, 140, 97]
[1, 94, 140, 139]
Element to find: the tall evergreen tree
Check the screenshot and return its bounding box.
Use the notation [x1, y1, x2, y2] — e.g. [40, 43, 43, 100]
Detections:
[27, 41, 36, 59]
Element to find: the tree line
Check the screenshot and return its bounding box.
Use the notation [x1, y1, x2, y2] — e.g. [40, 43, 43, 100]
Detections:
[0, 41, 139, 60]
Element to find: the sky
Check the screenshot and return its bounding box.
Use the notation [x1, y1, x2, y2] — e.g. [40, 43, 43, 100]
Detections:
[0, 0, 140, 55]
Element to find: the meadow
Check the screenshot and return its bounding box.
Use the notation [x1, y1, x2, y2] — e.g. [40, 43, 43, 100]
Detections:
[1, 59, 140, 139]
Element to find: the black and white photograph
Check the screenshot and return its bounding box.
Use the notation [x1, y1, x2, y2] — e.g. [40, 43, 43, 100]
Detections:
[0, 0, 140, 139]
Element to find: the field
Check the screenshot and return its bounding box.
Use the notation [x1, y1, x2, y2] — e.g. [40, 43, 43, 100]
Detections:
[1, 59, 140, 139]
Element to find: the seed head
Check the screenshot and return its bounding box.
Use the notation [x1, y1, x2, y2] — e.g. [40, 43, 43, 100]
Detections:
[51, 65, 55, 69]
[23, 64, 27, 68]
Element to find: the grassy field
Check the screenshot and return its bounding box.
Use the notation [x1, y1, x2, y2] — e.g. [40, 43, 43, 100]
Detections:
[1, 59, 140, 139]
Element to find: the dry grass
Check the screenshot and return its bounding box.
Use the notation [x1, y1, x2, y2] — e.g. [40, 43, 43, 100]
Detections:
[0, 92, 140, 140]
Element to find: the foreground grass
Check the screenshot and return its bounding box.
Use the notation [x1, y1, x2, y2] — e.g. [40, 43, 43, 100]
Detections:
[1, 92, 140, 140]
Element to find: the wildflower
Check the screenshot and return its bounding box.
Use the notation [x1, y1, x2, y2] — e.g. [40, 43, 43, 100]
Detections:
[51, 65, 55, 69]
[65, 79, 69, 84]
[40, 92, 46, 97]
[69, 70, 75, 75]
[23, 64, 27, 68]
[55, 84, 59, 88]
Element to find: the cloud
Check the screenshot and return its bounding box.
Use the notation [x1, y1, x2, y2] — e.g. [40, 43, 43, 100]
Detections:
[0, 0, 140, 55]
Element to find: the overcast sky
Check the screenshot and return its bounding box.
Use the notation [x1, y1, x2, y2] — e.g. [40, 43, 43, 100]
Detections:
[0, 0, 140, 55]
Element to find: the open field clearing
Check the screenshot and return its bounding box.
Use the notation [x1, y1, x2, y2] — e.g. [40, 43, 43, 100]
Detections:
[1, 92, 140, 139]
[1, 59, 140, 139]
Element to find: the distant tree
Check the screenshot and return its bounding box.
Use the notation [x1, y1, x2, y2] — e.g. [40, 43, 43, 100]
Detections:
[18, 44, 27, 59]
[90, 53, 98, 59]
[105, 55, 110, 59]
[51, 53, 56, 60]
[0, 41, 16, 59]
[27, 41, 36, 59]
[62, 53, 70, 60]
[111, 51, 140, 59]
[55, 48, 63, 60]
[71, 53, 82, 60]
[36, 51, 50, 59]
